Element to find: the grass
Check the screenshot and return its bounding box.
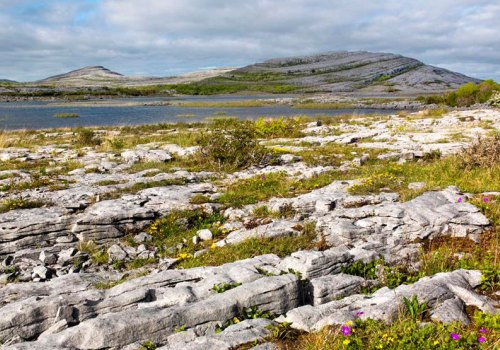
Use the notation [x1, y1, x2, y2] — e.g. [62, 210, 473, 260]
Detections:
[95, 179, 126, 186]
[343, 156, 500, 201]
[176, 100, 276, 108]
[177, 221, 317, 269]
[292, 102, 356, 109]
[53, 113, 79, 118]
[218, 171, 340, 208]
[77, 241, 109, 265]
[0, 131, 9, 148]
[146, 209, 226, 258]
[0, 198, 47, 214]
[275, 312, 499, 350]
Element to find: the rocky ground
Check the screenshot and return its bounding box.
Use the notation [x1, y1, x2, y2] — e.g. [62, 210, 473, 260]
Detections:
[0, 108, 499, 349]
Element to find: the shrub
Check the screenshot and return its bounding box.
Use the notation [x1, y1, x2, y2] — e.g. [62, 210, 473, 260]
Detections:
[459, 134, 500, 170]
[254, 117, 305, 138]
[445, 80, 500, 107]
[107, 137, 125, 151]
[196, 120, 266, 171]
[76, 128, 101, 147]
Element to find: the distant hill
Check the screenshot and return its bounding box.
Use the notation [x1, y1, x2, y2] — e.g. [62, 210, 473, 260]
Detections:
[34, 66, 234, 87]
[8, 51, 481, 95]
[221, 51, 481, 94]
[0, 79, 17, 84]
[38, 66, 124, 84]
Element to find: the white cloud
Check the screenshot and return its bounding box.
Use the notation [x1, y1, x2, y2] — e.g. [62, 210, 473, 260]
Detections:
[0, 0, 499, 81]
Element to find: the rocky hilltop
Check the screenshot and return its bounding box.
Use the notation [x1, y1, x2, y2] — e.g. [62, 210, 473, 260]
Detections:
[33, 67, 234, 87]
[228, 51, 480, 94]
[0, 108, 498, 349]
[39, 66, 124, 84]
[0, 51, 481, 96]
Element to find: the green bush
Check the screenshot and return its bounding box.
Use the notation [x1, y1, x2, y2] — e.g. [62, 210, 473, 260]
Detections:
[254, 117, 305, 138]
[76, 128, 101, 147]
[196, 120, 266, 171]
[446, 80, 500, 107]
[419, 80, 500, 107]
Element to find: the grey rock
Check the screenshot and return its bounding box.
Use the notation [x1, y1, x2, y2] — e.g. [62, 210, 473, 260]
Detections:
[57, 248, 77, 266]
[431, 298, 470, 325]
[39, 251, 58, 266]
[0, 207, 72, 257]
[36, 275, 299, 349]
[32, 266, 49, 280]
[278, 154, 301, 164]
[408, 182, 426, 191]
[278, 269, 495, 332]
[308, 274, 366, 305]
[160, 319, 273, 350]
[107, 244, 127, 262]
[217, 220, 300, 247]
[192, 235, 200, 245]
[134, 232, 152, 243]
[197, 229, 213, 241]
[278, 247, 352, 279]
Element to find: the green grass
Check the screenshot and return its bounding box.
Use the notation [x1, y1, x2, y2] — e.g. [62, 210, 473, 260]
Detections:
[0, 198, 47, 213]
[146, 210, 225, 258]
[77, 241, 109, 265]
[293, 102, 356, 109]
[95, 180, 126, 186]
[218, 172, 336, 208]
[276, 312, 499, 350]
[176, 100, 276, 108]
[344, 157, 500, 200]
[53, 113, 79, 118]
[177, 222, 317, 269]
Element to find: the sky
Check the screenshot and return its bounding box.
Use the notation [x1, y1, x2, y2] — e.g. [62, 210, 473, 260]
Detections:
[1, 0, 499, 82]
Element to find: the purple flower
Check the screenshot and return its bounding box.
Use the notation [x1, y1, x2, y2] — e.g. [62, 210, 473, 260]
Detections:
[478, 336, 486, 343]
[356, 311, 364, 317]
[457, 197, 463, 203]
[450, 333, 460, 341]
[341, 325, 352, 336]
[479, 327, 487, 333]
[482, 197, 490, 203]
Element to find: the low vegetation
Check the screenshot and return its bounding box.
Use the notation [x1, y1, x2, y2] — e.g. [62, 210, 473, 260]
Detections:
[418, 80, 500, 107]
[195, 119, 266, 171]
[177, 221, 317, 269]
[0, 198, 46, 213]
[53, 113, 79, 118]
[218, 171, 339, 208]
[276, 311, 499, 349]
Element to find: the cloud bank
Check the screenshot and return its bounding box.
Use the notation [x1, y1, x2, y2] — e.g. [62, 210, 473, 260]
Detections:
[1, 0, 499, 81]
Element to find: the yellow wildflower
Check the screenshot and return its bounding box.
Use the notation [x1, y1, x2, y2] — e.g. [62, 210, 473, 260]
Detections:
[343, 339, 350, 346]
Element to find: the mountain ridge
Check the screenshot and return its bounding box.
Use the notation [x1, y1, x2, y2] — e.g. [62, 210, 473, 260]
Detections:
[225, 50, 480, 93]
[1, 51, 482, 94]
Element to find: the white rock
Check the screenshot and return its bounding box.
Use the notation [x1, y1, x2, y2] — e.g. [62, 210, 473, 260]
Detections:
[197, 229, 213, 241]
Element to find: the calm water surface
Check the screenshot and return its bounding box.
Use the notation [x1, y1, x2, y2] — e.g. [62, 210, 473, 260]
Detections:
[0, 96, 397, 130]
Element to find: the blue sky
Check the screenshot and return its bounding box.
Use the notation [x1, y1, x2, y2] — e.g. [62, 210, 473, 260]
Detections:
[1, 0, 499, 82]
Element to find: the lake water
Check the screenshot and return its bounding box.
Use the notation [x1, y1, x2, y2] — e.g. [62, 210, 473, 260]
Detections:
[0, 96, 398, 130]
